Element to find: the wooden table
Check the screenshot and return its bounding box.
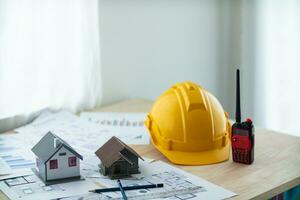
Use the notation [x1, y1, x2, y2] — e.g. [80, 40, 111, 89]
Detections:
[1, 99, 300, 200]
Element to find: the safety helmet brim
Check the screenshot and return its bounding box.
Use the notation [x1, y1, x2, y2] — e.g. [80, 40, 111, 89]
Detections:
[152, 140, 230, 165]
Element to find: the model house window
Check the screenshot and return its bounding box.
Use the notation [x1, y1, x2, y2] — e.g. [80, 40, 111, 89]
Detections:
[68, 156, 77, 167]
[59, 152, 66, 156]
[49, 159, 58, 169]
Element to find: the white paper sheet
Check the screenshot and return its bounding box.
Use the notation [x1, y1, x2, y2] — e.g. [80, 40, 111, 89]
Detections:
[0, 134, 36, 177]
[1, 158, 236, 200]
[59, 159, 236, 200]
[1, 132, 236, 200]
[100, 161, 235, 200]
[2, 110, 236, 200]
[4, 110, 149, 178]
[0, 158, 12, 175]
[80, 112, 150, 145]
[0, 174, 97, 200]
[15, 110, 108, 152]
[15, 110, 149, 155]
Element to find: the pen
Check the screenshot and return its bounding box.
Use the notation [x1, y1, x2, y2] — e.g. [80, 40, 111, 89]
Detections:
[89, 183, 164, 193]
[117, 179, 127, 200]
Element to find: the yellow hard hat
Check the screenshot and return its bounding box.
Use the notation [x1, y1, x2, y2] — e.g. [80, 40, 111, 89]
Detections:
[145, 81, 231, 165]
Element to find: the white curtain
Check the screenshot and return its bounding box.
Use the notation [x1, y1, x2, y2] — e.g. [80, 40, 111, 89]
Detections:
[0, 0, 102, 124]
[241, 0, 300, 136]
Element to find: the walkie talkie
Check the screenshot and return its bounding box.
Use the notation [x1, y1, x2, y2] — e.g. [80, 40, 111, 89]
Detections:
[231, 69, 255, 164]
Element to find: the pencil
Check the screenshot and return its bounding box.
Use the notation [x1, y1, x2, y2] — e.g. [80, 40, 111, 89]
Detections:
[117, 179, 127, 200]
[89, 183, 164, 193]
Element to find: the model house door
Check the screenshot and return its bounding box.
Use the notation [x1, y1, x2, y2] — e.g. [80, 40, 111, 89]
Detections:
[113, 162, 129, 177]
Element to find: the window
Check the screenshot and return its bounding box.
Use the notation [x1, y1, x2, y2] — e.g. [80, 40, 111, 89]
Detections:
[68, 156, 77, 167]
[59, 152, 66, 156]
[0, 1, 102, 123]
[49, 160, 58, 169]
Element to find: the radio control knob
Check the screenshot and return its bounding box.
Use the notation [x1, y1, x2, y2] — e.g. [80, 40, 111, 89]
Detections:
[246, 118, 252, 124]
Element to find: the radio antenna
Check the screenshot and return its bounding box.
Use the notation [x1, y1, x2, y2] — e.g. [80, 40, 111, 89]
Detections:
[236, 69, 241, 123]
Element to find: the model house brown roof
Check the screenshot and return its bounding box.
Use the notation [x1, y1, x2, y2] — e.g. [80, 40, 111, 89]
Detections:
[95, 136, 144, 168]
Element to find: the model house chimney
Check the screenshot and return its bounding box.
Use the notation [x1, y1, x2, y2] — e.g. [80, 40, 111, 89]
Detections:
[54, 137, 61, 148]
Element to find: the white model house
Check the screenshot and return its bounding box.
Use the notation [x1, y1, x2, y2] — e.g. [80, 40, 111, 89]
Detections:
[31, 131, 83, 182]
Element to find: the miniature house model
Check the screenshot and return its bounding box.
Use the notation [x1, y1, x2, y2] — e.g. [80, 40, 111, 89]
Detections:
[31, 131, 83, 182]
[95, 136, 144, 179]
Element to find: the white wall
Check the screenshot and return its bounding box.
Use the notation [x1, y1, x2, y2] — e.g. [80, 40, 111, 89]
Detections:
[99, 0, 226, 106]
[46, 146, 80, 180]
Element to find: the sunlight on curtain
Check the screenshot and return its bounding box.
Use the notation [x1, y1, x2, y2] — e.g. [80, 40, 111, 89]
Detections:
[0, 0, 102, 120]
[256, 0, 300, 136]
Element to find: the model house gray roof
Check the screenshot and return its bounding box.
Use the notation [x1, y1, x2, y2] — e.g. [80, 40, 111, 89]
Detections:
[95, 136, 144, 168]
[31, 131, 83, 163]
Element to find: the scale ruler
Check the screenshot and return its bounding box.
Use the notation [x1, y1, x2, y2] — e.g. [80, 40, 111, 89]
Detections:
[112, 186, 205, 200]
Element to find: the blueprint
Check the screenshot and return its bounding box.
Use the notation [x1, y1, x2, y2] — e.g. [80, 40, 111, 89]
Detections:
[15, 110, 149, 155]
[58, 160, 236, 200]
[0, 158, 12, 175]
[15, 110, 113, 153]
[0, 155, 236, 200]
[0, 174, 97, 200]
[80, 112, 150, 145]
[0, 110, 236, 200]
[2, 110, 149, 177]
[0, 134, 35, 178]
[0, 151, 236, 200]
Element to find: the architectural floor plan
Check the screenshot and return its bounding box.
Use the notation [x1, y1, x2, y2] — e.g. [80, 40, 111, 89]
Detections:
[1, 111, 236, 200]
[0, 174, 96, 200]
[55, 160, 236, 200]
